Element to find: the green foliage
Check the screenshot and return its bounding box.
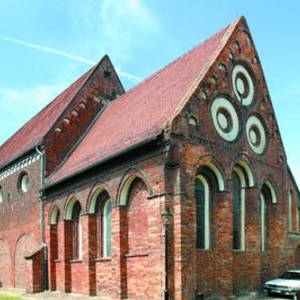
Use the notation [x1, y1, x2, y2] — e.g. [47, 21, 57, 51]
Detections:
[0, 296, 23, 300]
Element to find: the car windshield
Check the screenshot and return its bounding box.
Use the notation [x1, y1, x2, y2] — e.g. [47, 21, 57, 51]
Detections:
[279, 272, 300, 280]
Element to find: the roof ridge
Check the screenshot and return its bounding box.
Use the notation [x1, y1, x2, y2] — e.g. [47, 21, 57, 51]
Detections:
[110, 22, 233, 106]
[0, 66, 94, 154]
[45, 18, 243, 187]
[169, 16, 244, 124]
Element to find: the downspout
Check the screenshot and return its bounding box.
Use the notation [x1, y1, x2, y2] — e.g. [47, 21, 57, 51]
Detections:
[36, 146, 48, 290]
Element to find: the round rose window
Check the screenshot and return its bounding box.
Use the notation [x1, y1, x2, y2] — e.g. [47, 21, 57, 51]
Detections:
[246, 115, 267, 155]
[232, 64, 254, 106]
[211, 97, 239, 142]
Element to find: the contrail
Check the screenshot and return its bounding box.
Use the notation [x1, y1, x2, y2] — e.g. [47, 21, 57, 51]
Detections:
[0, 34, 141, 82]
[0, 35, 96, 65]
[116, 67, 142, 82]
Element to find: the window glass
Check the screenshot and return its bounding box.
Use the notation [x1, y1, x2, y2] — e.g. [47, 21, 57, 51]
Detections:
[232, 172, 241, 250]
[103, 199, 112, 257]
[72, 202, 82, 259]
[20, 173, 30, 193]
[195, 176, 210, 249]
[288, 190, 292, 231]
[280, 272, 300, 280]
[0, 187, 3, 202]
[195, 178, 205, 249]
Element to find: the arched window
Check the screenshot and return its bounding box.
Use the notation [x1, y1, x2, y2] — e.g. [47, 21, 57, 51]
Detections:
[72, 202, 82, 259]
[297, 206, 300, 232]
[260, 185, 272, 252]
[50, 207, 60, 260]
[103, 199, 112, 257]
[288, 190, 293, 231]
[232, 168, 246, 251]
[195, 175, 210, 250]
[95, 193, 112, 258]
[232, 172, 242, 250]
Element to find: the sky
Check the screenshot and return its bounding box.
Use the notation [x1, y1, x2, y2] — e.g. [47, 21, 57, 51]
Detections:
[0, 0, 300, 185]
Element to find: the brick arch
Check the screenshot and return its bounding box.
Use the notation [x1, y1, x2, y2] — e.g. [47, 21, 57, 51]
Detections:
[259, 176, 278, 204]
[64, 196, 81, 220]
[49, 205, 60, 225]
[230, 154, 255, 188]
[14, 234, 39, 288]
[193, 153, 226, 191]
[117, 167, 153, 206]
[0, 239, 10, 287]
[86, 181, 113, 213]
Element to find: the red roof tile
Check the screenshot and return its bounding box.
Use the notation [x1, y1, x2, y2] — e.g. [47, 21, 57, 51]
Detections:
[46, 19, 241, 186]
[0, 68, 94, 169]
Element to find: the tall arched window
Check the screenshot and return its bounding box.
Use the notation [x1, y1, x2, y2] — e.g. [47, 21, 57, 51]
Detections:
[232, 172, 241, 250]
[94, 192, 112, 258]
[102, 198, 112, 257]
[288, 190, 293, 231]
[260, 185, 272, 252]
[195, 175, 210, 250]
[50, 207, 60, 260]
[232, 165, 248, 251]
[297, 206, 300, 232]
[72, 202, 82, 259]
[260, 193, 267, 252]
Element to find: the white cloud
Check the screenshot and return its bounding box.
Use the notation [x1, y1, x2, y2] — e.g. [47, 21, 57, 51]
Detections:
[0, 34, 141, 84]
[0, 84, 64, 111]
[0, 83, 66, 143]
[97, 0, 160, 61]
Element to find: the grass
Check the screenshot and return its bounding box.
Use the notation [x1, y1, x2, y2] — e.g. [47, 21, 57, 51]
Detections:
[0, 296, 24, 300]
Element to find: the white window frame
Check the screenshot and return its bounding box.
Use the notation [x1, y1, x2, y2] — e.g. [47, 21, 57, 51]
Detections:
[233, 167, 246, 251]
[260, 193, 266, 252]
[196, 175, 210, 250]
[102, 199, 112, 257]
[288, 190, 292, 231]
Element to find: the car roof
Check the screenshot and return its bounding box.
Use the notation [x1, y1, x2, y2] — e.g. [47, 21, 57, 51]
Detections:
[287, 270, 300, 273]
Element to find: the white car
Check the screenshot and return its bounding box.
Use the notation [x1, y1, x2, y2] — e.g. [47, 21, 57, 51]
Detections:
[264, 270, 300, 297]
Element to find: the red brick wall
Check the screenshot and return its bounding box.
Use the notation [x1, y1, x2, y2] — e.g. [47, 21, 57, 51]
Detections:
[3, 17, 299, 300]
[15, 234, 39, 288]
[126, 178, 149, 298]
[44, 56, 124, 176]
[44, 155, 166, 299]
[25, 247, 45, 293]
[166, 18, 297, 299]
[0, 239, 10, 287]
[0, 157, 41, 289]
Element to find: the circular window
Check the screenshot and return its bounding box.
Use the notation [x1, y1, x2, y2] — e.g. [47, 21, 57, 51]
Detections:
[232, 64, 254, 106]
[211, 97, 240, 142]
[0, 187, 3, 203]
[246, 115, 267, 155]
[19, 173, 30, 193]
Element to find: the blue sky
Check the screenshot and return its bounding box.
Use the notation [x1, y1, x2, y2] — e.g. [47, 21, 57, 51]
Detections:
[0, 0, 300, 184]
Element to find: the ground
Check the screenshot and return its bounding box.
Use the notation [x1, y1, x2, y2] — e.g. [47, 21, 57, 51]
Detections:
[0, 289, 109, 300]
[0, 288, 295, 300]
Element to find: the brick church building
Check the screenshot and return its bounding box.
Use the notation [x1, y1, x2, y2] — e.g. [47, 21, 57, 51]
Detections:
[0, 17, 300, 299]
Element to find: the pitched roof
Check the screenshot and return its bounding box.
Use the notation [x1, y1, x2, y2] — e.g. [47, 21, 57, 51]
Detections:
[0, 67, 94, 169]
[46, 18, 242, 186]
